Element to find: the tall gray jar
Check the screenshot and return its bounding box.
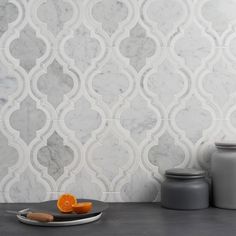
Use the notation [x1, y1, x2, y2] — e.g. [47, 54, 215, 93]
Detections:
[211, 142, 236, 209]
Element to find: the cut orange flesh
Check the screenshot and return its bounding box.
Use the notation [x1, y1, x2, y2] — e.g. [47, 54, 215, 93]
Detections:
[57, 194, 77, 213]
[72, 202, 93, 214]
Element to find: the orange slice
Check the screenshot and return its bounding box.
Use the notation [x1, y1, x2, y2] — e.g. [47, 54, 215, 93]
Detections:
[72, 202, 93, 214]
[57, 193, 77, 213]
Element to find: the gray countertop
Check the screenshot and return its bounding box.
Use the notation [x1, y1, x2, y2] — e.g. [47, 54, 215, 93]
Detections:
[1, 203, 236, 236]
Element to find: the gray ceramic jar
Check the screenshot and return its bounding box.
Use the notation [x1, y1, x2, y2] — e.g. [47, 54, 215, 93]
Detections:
[161, 168, 209, 210]
[211, 142, 236, 209]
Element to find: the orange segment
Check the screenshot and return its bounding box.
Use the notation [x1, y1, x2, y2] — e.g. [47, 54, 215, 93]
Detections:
[72, 202, 93, 214]
[57, 194, 77, 213]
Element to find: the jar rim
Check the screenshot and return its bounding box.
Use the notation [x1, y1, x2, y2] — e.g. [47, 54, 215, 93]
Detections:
[165, 174, 205, 179]
[215, 141, 236, 149]
[165, 168, 205, 177]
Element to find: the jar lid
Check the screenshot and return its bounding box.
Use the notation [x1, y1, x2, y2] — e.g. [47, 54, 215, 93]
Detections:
[215, 141, 236, 149]
[165, 168, 206, 179]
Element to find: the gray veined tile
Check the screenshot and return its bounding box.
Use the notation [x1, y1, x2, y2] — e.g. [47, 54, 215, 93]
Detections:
[0, 0, 18, 38]
[92, 60, 129, 108]
[148, 132, 185, 175]
[37, 60, 74, 108]
[0, 61, 17, 111]
[65, 96, 102, 144]
[64, 24, 101, 73]
[175, 95, 212, 144]
[9, 24, 46, 72]
[9, 96, 46, 145]
[37, 0, 73, 36]
[0, 130, 18, 183]
[92, 0, 128, 36]
[119, 24, 156, 72]
[37, 132, 74, 181]
[9, 168, 47, 202]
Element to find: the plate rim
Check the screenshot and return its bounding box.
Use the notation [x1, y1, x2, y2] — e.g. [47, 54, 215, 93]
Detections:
[17, 212, 102, 227]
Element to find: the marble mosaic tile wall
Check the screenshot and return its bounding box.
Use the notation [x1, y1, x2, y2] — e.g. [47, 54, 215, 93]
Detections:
[0, 0, 236, 202]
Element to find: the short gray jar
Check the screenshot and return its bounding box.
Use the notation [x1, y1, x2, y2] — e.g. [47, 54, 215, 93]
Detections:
[161, 168, 209, 210]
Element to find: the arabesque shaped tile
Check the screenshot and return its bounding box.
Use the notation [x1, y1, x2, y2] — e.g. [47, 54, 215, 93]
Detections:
[202, 57, 236, 107]
[64, 25, 101, 73]
[37, 132, 74, 181]
[119, 24, 156, 72]
[121, 167, 159, 202]
[0, 130, 18, 182]
[0, 0, 18, 38]
[175, 95, 212, 144]
[9, 168, 47, 202]
[9, 25, 46, 72]
[37, 60, 74, 108]
[174, 23, 211, 72]
[146, 60, 185, 107]
[64, 168, 103, 200]
[148, 132, 185, 175]
[65, 96, 102, 144]
[146, 0, 185, 36]
[90, 131, 131, 183]
[120, 95, 157, 143]
[0, 61, 17, 111]
[10, 96, 46, 145]
[230, 110, 236, 129]
[91, 0, 128, 36]
[201, 0, 236, 35]
[37, 0, 74, 36]
[92, 59, 129, 108]
[229, 37, 236, 59]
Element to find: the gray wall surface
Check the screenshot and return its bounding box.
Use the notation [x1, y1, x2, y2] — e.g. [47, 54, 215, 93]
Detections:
[0, 0, 235, 202]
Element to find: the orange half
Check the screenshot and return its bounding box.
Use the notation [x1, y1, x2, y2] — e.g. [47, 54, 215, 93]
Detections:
[57, 193, 77, 213]
[72, 202, 93, 214]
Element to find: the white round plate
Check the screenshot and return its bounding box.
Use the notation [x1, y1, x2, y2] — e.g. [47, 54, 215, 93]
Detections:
[17, 212, 102, 227]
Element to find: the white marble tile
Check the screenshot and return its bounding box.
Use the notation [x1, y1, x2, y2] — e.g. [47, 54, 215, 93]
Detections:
[0, 130, 18, 182]
[64, 168, 103, 200]
[37, 0, 74, 36]
[120, 168, 159, 202]
[146, 0, 185, 36]
[202, 0, 236, 35]
[0, 60, 17, 111]
[92, 59, 129, 108]
[9, 168, 47, 202]
[92, 0, 128, 36]
[175, 96, 212, 144]
[64, 25, 101, 73]
[65, 96, 101, 144]
[120, 95, 157, 143]
[0, 0, 18, 38]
